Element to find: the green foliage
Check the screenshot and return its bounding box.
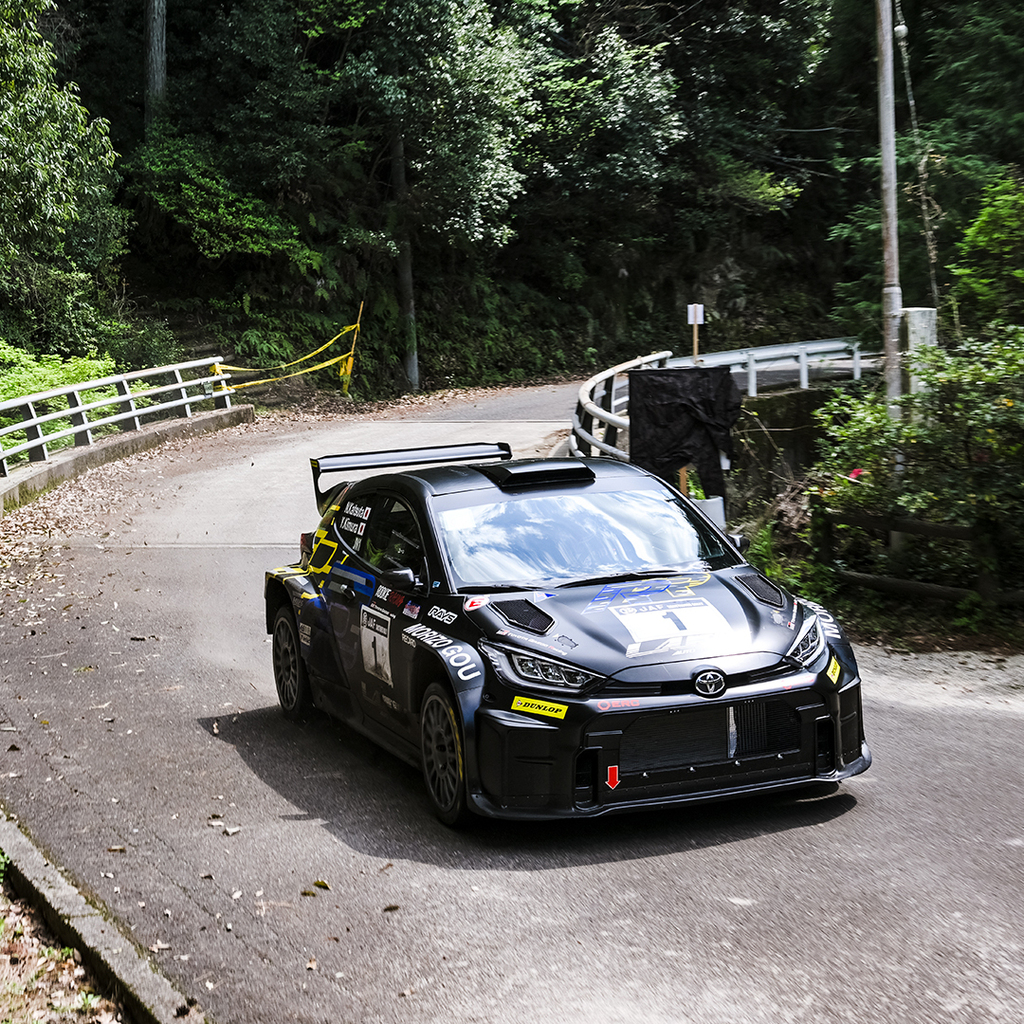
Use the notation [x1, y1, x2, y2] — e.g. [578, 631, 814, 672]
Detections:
[951, 174, 1024, 327]
[814, 333, 1024, 587]
[746, 522, 837, 606]
[130, 126, 317, 266]
[0, 0, 142, 363]
[0, 337, 114, 401]
[0, 0, 116, 265]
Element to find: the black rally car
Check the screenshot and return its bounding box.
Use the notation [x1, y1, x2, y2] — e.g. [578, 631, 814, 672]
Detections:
[264, 442, 870, 824]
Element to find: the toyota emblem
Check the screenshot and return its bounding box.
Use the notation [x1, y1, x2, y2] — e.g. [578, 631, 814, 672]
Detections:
[694, 670, 726, 698]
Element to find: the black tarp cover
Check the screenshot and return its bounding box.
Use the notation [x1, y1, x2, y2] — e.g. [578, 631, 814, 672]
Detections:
[627, 367, 742, 497]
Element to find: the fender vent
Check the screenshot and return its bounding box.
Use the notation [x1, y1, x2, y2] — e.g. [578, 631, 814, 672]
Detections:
[493, 600, 555, 634]
[735, 573, 785, 608]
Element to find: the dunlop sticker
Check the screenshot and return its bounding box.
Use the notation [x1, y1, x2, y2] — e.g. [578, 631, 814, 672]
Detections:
[826, 656, 841, 684]
[511, 695, 568, 720]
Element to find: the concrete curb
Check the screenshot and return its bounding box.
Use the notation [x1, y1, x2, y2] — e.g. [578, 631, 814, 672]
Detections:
[2, 405, 255, 515]
[0, 816, 202, 1024]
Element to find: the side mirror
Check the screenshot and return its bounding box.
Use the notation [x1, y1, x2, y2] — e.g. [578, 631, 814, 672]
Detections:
[382, 567, 418, 590]
[729, 533, 751, 554]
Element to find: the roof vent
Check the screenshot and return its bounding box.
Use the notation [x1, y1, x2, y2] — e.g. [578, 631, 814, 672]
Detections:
[477, 460, 595, 491]
[493, 600, 555, 634]
[735, 572, 785, 608]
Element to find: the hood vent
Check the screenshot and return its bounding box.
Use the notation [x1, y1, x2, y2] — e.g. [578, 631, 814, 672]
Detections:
[735, 572, 785, 608]
[493, 599, 555, 634]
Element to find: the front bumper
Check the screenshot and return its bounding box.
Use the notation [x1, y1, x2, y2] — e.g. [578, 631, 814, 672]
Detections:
[470, 681, 870, 820]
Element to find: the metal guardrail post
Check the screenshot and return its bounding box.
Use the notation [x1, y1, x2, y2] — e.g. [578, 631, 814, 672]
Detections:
[67, 389, 93, 447]
[22, 403, 47, 463]
[745, 353, 757, 397]
[173, 368, 192, 418]
[598, 378, 617, 451]
[115, 378, 141, 431]
[799, 346, 809, 390]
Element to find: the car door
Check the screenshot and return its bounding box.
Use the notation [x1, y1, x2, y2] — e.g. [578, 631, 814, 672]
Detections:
[322, 487, 429, 737]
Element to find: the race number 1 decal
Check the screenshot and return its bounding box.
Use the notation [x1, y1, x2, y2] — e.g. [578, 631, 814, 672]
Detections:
[360, 607, 393, 684]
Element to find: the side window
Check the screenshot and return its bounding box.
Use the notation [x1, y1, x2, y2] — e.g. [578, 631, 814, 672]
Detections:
[363, 498, 426, 579]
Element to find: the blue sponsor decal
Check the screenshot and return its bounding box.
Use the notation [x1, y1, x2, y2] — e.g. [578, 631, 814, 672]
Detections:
[331, 564, 375, 597]
[585, 574, 710, 613]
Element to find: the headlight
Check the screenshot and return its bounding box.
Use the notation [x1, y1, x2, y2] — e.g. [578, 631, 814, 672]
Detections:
[483, 644, 598, 692]
[788, 612, 827, 668]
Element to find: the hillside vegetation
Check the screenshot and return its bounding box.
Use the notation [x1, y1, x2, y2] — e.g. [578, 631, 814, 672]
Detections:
[2, 0, 1022, 398]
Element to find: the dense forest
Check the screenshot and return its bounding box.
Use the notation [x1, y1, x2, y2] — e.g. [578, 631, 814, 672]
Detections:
[2, 0, 1023, 398]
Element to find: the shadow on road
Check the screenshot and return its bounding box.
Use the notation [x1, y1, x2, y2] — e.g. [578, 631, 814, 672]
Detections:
[200, 706, 858, 870]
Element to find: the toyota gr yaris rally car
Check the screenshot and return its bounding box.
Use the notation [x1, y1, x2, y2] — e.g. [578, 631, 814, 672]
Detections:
[264, 442, 870, 824]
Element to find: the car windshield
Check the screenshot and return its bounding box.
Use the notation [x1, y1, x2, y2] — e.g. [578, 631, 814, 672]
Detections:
[435, 487, 737, 589]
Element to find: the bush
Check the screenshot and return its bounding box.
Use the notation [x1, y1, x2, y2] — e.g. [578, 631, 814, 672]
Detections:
[813, 332, 1024, 588]
[0, 338, 114, 402]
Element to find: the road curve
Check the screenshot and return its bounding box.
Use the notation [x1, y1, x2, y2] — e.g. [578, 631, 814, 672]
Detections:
[1, 386, 1022, 1024]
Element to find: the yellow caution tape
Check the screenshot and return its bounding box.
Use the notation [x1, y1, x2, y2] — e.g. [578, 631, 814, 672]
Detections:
[224, 347, 356, 390]
[213, 307, 362, 393]
[215, 322, 358, 375]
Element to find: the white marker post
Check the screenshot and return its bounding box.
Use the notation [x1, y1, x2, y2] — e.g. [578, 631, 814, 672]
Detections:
[687, 303, 704, 361]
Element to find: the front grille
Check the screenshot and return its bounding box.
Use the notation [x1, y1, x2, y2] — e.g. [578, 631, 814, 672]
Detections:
[617, 698, 803, 773]
[734, 699, 801, 756]
[621, 708, 725, 771]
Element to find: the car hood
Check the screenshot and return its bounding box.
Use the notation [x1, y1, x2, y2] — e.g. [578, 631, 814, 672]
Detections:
[475, 569, 805, 679]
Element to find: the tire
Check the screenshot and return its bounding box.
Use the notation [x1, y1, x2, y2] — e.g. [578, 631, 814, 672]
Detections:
[420, 683, 469, 826]
[272, 605, 311, 718]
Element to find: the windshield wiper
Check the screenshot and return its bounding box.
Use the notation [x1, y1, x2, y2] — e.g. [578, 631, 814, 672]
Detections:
[457, 582, 550, 594]
[556, 568, 694, 589]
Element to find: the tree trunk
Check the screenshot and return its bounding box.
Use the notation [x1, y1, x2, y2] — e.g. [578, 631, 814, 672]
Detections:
[390, 130, 419, 391]
[144, 0, 166, 132]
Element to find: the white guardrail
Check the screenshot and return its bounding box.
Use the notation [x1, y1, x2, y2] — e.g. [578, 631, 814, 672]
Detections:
[0, 358, 234, 477]
[570, 337, 878, 461]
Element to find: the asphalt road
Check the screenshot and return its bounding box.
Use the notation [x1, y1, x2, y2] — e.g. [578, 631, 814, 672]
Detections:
[1, 386, 1022, 1024]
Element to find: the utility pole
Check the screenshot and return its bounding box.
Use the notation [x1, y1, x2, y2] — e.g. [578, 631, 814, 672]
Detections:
[877, 0, 902, 411]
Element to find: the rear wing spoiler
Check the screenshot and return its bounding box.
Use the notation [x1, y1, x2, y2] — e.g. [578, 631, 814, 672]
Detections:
[311, 442, 512, 512]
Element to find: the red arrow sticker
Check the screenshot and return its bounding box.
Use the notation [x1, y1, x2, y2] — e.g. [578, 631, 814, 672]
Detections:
[606, 765, 620, 790]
